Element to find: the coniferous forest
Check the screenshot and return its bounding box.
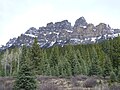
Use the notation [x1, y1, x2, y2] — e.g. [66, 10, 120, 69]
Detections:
[0, 37, 120, 89]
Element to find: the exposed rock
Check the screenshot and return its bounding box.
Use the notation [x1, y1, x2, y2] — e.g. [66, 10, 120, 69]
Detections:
[1, 16, 120, 50]
[46, 22, 54, 28]
[74, 16, 88, 28]
[54, 20, 72, 30]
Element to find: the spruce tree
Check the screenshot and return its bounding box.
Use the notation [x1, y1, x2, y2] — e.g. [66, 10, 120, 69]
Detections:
[64, 46, 75, 75]
[76, 50, 88, 75]
[49, 47, 59, 68]
[89, 47, 101, 76]
[30, 38, 41, 74]
[102, 55, 112, 78]
[73, 54, 81, 75]
[117, 69, 120, 83]
[58, 56, 72, 77]
[45, 63, 51, 76]
[112, 37, 120, 70]
[41, 50, 48, 75]
[63, 56, 72, 76]
[14, 45, 37, 90]
[110, 71, 117, 83]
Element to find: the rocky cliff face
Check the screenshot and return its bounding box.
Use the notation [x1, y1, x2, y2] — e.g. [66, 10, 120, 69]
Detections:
[0, 17, 120, 50]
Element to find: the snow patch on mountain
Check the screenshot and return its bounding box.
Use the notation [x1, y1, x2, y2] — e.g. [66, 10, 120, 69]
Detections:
[25, 34, 38, 38]
[91, 37, 96, 42]
[49, 41, 56, 47]
[1, 16, 120, 50]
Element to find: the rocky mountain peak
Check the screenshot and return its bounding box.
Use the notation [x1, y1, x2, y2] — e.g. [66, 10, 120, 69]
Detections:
[46, 22, 54, 28]
[54, 20, 72, 30]
[96, 23, 111, 29]
[0, 16, 120, 50]
[74, 16, 88, 28]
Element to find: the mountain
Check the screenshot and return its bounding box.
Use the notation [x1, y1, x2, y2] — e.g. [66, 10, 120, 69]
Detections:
[0, 16, 120, 50]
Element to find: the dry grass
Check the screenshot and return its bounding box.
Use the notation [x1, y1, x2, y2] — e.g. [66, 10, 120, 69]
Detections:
[0, 75, 120, 90]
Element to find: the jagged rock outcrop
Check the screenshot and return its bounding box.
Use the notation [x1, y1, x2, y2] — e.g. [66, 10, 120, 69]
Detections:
[74, 17, 88, 28]
[0, 16, 120, 50]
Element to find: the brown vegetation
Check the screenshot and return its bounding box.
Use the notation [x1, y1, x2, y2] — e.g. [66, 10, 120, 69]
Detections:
[0, 75, 120, 90]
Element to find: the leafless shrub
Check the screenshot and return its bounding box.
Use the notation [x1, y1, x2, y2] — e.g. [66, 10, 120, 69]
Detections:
[101, 84, 109, 90]
[37, 76, 57, 82]
[110, 84, 120, 90]
[75, 75, 88, 81]
[0, 86, 4, 90]
[4, 81, 13, 90]
[39, 82, 60, 90]
[71, 76, 80, 87]
[70, 88, 84, 90]
[0, 79, 4, 90]
[83, 78, 98, 88]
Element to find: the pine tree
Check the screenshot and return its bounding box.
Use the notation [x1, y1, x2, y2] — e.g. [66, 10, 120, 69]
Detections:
[45, 63, 51, 76]
[49, 47, 59, 68]
[73, 54, 81, 75]
[14, 62, 37, 90]
[112, 37, 120, 69]
[110, 71, 117, 83]
[64, 46, 75, 75]
[48, 47, 59, 76]
[58, 56, 64, 76]
[63, 57, 72, 76]
[30, 38, 41, 74]
[14, 45, 37, 90]
[89, 47, 101, 76]
[76, 50, 88, 75]
[102, 55, 112, 78]
[117, 68, 120, 83]
[58, 56, 72, 77]
[41, 50, 48, 75]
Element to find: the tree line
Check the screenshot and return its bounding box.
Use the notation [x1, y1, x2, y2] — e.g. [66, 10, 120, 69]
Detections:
[0, 37, 120, 81]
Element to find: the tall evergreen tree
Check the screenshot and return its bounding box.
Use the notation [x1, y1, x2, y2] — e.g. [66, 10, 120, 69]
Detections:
[45, 63, 51, 76]
[76, 50, 88, 75]
[49, 46, 59, 67]
[41, 50, 48, 75]
[89, 47, 101, 76]
[14, 45, 37, 90]
[110, 71, 117, 83]
[112, 37, 120, 69]
[58, 56, 72, 76]
[30, 38, 41, 74]
[73, 54, 82, 75]
[64, 45, 75, 75]
[117, 67, 120, 83]
[102, 55, 112, 78]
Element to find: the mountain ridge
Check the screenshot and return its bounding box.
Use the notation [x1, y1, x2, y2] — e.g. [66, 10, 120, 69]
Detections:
[0, 16, 120, 50]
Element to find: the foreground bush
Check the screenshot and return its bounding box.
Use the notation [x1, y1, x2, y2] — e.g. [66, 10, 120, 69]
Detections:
[83, 77, 98, 88]
[40, 82, 60, 90]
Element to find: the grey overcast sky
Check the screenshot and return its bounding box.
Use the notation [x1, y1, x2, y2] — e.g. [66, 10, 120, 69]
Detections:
[0, 0, 120, 45]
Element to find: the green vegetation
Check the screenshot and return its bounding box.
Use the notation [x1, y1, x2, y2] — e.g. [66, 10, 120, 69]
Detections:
[13, 45, 37, 90]
[0, 36, 120, 86]
[110, 71, 117, 83]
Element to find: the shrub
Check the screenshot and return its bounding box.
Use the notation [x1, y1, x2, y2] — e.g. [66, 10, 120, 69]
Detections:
[75, 75, 88, 81]
[110, 71, 117, 83]
[0, 78, 4, 90]
[117, 71, 120, 83]
[110, 84, 120, 90]
[71, 76, 80, 87]
[40, 82, 60, 90]
[83, 78, 97, 88]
